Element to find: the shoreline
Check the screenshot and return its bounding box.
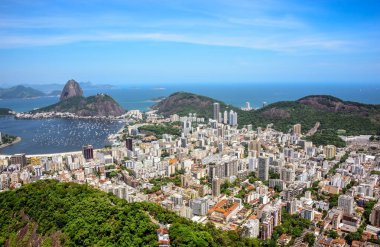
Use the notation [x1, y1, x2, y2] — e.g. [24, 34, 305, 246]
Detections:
[0, 136, 22, 149]
[0, 147, 109, 158]
[15, 112, 125, 121]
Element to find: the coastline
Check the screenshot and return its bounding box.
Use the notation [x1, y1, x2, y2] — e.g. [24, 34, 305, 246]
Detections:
[0, 147, 108, 158]
[15, 111, 126, 120]
[0, 136, 21, 149]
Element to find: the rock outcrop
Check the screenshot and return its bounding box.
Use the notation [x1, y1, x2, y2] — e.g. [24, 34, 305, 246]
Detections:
[34, 80, 125, 117]
[60, 79, 83, 101]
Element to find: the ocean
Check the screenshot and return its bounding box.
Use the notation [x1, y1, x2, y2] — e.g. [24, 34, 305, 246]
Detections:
[0, 82, 379, 155]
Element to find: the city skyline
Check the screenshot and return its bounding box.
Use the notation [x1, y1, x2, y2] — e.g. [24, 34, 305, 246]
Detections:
[0, 0, 379, 85]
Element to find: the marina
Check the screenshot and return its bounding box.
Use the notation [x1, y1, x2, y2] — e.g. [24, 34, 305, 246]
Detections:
[0, 116, 124, 155]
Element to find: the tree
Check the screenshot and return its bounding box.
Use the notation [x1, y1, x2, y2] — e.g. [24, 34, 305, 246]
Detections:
[327, 230, 339, 239]
[304, 233, 316, 246]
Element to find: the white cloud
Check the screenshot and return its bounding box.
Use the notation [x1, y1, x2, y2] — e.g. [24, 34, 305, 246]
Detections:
[0, 30, 352, 53]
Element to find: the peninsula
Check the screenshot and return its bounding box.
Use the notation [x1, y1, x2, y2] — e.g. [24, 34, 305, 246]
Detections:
[16, 80, 125, 119]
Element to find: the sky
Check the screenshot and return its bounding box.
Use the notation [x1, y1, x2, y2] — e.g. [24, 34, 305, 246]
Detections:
[0, 0, 379, 85]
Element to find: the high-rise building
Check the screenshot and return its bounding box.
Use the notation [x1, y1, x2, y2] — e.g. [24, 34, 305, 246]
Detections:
[10, 153, 27, 167]
[324, 145, 337, 159]
[370, 204, 380, 227]
[286, 199, 297, 214]
[249, 140, 261, 156]
[223, 110, 228, 124]
[229, 110, 234, 125]
[125, 138, 133, 151]
[213, 103, 220, 122]
[258, 156, 269, 181]
[34, 166, 42, 177]
[212, 177, 221, 197]
[190, 198, 209, 216]
[293, 124, 302, 135]
[280, 166, 295, 182]
[82, 145, 94, 160]
[248, 157, 258, 171]
[181, 137, 187, 148]
[301, 208, 314, 221]
[182, 120, 192, 135]
[233, 112, 238, 126]
[338, 195, 355, 215]
[170, 194, 183, 206]
[260, 216, 273, 240]
[241, 218, 260, 238]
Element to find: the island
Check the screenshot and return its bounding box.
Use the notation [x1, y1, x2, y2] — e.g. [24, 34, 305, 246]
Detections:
[0, 85, 58, 99]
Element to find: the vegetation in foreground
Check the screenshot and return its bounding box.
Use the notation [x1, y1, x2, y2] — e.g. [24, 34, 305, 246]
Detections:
[0, 180, 264, 247]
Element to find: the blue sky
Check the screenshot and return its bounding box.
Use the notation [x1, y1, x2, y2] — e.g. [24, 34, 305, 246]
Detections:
[0, 0, 379, 85]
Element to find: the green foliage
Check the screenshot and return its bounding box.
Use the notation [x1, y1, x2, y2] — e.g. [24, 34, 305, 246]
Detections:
[275, 210, 311, 239]
[221, 180, 232, 196]
[326, 230, 339, 239]
[248, 172, 259, 184]
[0, 107, 13, 115]
[370, 135, 380, 141]
[139, 123, 181, 138]
[34, 94, 125, 116]
[0, 180, 264, 246]
[240, 98, 380, 135]
[156, 92, 380, 135]
[269, 171, 280, 179]
[363, 200, 377, 224]
[304, 232, 316, 246]
[235, 188, 247, 199]
[329, 194, 339, 208]
[1, 133, 17, 144]
[342, 180, 357, 194]
[370, 170, 380, 175]
[155, 92, 238, 119]
[305, 129, 346, 147]
[344, 228, 362, 244]
[107, 171, 118, 178]
[340, 152, 349, 163]
[0, 180, 158, 246]
[144, 177, 171, 194]
[144, 172, 182, 194]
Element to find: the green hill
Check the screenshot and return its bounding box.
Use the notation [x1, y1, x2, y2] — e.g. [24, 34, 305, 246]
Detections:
[34, 94, 125, 117]
[154, 92, 380, 135]
[0, 180, 259, 246]
[0, 108, 13, 115]
[0, 85, 46, 99]
[239, 96, 380, 135]
[152, 92, 239, 118]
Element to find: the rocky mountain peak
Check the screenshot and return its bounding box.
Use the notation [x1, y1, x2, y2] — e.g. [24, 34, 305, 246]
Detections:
[60, 79, 83, 101]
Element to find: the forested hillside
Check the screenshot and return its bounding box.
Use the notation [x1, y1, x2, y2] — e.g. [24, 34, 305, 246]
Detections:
[0, 180, 260, 246]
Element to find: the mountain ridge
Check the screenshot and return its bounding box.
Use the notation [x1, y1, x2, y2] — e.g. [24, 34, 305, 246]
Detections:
[154, 92, 380, 135]
[0, 85, 46, 99]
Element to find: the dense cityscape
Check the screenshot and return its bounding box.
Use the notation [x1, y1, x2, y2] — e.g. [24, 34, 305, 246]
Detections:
[1, 0, 380, 246]
[1, 103, 379, 246]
